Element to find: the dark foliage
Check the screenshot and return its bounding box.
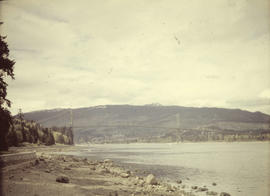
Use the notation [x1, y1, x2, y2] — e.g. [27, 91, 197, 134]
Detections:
[42, 128, 55, 145]
[0, 33, 15, 150]
[57, 134, 65, 144]
[7, 126, 18, 147]
[0, 109, 12, 150]
[6, 118, 74, 146]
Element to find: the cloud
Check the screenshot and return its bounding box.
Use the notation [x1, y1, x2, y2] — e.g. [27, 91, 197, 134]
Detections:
[205, 75, 220, 80]
[226, 98, 270, 107]
[259, 89, 270, 99]
[226, 97, 270, 114]
[1, 0, 269, 115]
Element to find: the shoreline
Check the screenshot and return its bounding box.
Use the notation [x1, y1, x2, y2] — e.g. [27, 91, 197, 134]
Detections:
[1, 145, 230, 196]
[77, 140, 270, 145]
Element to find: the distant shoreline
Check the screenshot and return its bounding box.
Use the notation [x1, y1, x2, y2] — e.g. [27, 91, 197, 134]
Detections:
[76, 140, 270, 145]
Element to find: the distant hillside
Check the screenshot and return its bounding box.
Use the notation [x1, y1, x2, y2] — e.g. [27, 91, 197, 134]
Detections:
[23, 105, 270, 143]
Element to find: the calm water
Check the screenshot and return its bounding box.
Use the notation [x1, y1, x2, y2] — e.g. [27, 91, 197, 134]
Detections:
[70, 142, 270, 196]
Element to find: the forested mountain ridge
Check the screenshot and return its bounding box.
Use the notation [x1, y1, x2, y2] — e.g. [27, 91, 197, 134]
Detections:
[23, 105, 270, 143]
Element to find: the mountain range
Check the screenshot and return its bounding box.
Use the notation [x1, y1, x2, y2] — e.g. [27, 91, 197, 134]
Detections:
[23, 105, 270, 143]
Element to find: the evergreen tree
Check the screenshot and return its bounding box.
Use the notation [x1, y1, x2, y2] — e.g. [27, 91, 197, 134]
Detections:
[0, 23, 15, 150]
[58, 134, 65, 144]
[18, 109, 27, 142]
[41, 128, 55, 146]
[48, 130, 55, 145]
[67, 127, 74, 145]
[7, 126, 18, 147]
[31, 127, 39, 143]
[42, 128, 48, 144]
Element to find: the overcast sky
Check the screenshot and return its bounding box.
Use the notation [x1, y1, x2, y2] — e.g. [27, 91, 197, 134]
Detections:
[0, 0, 269, 114]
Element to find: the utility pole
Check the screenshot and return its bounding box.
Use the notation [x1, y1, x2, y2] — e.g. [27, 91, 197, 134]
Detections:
[18, 108, 24, 128]
[18, 108, 26, 142]
[18, 108, 23, 119]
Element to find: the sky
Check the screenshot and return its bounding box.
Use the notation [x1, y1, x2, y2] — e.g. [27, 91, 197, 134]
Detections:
[0, 0, 270, 115]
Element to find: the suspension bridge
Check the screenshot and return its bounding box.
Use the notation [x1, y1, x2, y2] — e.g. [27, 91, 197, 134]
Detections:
[36, 109, 183, 131]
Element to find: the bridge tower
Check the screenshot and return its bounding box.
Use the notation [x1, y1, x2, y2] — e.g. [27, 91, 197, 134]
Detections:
[175, 113, 182, 142]
[70, 109, 73, 128]
[69, 109, 74, 144]
[176, 113, 180, 129]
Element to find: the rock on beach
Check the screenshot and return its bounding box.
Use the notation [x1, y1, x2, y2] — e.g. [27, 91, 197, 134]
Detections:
[145, 174, 158, 185]
[220, 192, 231, 196]
[120, 172, 130, 178]
[56, 176, 69, 183]
[197, 187, 208, 192]
[206, 191, 218, 195]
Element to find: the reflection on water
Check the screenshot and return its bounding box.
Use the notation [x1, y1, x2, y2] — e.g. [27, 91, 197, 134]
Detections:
[72, 142, 270, 196]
